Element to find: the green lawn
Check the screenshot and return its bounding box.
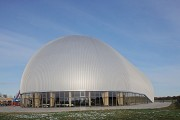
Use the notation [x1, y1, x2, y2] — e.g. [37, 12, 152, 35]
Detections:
[0, 108, 180, 120]
[1, 103, 180, 120]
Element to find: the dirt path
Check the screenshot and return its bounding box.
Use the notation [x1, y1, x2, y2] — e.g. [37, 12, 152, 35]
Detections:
[0, 102, 171, 113]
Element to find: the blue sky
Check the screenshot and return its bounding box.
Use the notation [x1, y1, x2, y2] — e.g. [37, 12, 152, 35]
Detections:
[0, 0, 180, 97]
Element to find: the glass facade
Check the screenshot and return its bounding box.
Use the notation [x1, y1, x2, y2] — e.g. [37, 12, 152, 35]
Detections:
[20, 91, 151, 108]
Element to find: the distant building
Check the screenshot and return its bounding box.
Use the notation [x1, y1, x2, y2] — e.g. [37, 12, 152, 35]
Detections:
[0, 95, 12, 106]
[3, 94, 7, 98]
[20, 35, 154, 108]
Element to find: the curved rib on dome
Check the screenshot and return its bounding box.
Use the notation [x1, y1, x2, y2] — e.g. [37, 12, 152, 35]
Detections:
[20, 35, 154, 102]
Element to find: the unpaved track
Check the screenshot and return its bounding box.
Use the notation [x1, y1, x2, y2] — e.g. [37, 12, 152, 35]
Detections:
[0, 102, 171, 113]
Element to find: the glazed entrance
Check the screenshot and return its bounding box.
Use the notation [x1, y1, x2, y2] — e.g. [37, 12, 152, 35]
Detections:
[21, 91, 151, 108]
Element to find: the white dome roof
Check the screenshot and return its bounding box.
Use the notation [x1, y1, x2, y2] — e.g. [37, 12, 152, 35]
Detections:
[20, 35, 154, 102]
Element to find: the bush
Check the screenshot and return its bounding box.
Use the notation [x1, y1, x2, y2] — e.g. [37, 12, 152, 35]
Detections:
[177, 96, 180, 103]
[174, 96, 180, 109]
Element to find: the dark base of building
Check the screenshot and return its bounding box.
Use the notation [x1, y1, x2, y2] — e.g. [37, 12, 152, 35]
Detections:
[21, 91, 151, 108]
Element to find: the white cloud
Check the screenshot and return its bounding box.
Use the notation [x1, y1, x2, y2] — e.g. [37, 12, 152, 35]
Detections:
[0, 82, 17, 85]
[147, 65, 180, 96]
[0, 29, 41, 67]
[151, 0, 180, 28]
[17, 13, 78, 34]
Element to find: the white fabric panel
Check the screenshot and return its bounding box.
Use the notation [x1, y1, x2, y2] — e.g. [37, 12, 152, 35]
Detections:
[20, 35, 154, 102]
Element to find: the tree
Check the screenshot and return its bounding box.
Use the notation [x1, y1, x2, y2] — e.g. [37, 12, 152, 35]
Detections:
[177, 96, 180, 103]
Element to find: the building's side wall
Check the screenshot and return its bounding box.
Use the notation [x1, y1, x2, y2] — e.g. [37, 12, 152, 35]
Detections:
[21, 91, 151, 108]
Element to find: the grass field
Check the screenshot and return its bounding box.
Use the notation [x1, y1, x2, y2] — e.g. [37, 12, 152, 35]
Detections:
[0, 103, 180, 120]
